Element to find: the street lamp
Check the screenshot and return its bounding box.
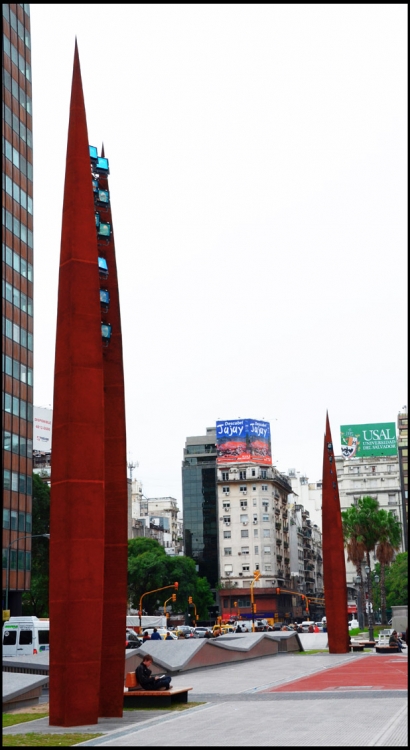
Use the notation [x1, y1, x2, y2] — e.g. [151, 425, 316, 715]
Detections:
[355, 575, 364, 630]
[364, 565, 379, 644]
[4, 534, 50, 614]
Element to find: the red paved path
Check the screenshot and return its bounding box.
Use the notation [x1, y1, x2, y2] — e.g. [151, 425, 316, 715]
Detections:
[266, 656, 408, 692]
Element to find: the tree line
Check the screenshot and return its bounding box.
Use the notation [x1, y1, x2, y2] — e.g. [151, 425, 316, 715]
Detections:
[22, 474, 213, 620]
[342, 495, 405, 625]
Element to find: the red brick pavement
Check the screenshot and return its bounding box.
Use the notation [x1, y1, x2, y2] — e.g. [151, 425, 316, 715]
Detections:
[265, 655, 408, 692]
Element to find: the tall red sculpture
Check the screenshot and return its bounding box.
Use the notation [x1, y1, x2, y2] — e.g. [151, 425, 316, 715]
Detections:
[97, 144, 128, 718]
[322, 413, 349, 653]
[49, 43, 128, 726]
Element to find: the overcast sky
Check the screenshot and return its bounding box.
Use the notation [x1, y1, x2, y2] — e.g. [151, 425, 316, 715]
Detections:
[30, 4, 407, 510]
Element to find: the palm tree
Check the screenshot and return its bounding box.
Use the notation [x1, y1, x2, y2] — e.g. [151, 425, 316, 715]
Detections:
[342, 496, 380, 631]
[342, 505, 366, 625]
[375, 510, 402, 625]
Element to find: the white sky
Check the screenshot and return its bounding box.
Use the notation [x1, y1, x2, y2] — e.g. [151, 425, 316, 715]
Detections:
[30, 4, 407, 510]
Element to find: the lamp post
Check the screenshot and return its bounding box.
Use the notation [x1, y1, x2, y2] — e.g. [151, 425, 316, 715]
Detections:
[355, 575, 364, 630]
[4, 534, 50, 614]
[364, 565, 379, 643]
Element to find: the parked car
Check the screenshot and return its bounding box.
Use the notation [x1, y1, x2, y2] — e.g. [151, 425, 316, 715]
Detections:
[173, 626, 195, 638]
[193, 627, 209, 638]
[126, 628, 142, 649]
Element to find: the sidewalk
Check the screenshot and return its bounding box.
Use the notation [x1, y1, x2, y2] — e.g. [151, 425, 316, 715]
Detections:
[3, 651, 407, 746]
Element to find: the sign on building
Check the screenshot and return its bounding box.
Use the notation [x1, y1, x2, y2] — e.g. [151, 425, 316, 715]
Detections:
[33, 406, 53, 450]
[340, 422, 397, 458]
[216, 419, 272, 465]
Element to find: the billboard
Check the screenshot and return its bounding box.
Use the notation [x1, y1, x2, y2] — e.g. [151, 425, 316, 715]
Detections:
[216, 419, 272, 465]
[340, 422, 397, 458]
[33, 406, 53, 451]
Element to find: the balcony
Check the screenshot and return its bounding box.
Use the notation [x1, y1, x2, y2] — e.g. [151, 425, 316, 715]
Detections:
[274, 507, 280, 515]
[283, 541, 289, 549]
[284, 557, 290, 564]
[283, 524, 289, 532]
[275, 522, 282, 531]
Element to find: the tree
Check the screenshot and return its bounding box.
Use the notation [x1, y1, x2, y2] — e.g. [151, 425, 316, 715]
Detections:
[373, 552, 408, 614]
[374, 510, 402, 624]
[342, 496, 380, 628]
[127, 540, 214, 620]
[342, 504, 367, 623]
[22, 474, 50, 617]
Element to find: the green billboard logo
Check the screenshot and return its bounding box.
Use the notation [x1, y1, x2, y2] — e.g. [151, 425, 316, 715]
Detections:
[340, 422, 397, 458]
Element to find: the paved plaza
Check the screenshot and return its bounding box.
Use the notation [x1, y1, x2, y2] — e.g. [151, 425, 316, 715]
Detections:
[3, 651, 408, 746]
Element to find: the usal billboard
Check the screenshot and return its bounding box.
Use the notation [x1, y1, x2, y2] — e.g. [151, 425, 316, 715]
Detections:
[216, 419, 272, 465]
[340, 422, 397, 458]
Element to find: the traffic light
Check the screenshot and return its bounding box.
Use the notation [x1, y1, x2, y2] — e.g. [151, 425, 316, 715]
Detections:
[174, 582, 179, 589]
[253, 570, 260, 581]
[234, 601, 238, 608]
[276, 588, 281, 595]
[172, 593, 177, 602]
[252, 603, 257, 614]
[188, 596, 193, 604]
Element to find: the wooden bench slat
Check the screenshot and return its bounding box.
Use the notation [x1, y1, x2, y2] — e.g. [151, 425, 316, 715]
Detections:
[124, 687, 192, 696]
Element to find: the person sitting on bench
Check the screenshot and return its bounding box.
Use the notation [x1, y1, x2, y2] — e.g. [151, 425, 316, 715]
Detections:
[136, 654, 172, 690]
[388, 631, 403, 652]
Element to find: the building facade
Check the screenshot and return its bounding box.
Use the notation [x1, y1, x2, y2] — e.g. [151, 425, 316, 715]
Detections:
[181, 428, 218, 588]
[397, 407, 408, 551]
[3, 2, 34, 617]
[336, 452, 404, 605]
[130, 484, 181, 551]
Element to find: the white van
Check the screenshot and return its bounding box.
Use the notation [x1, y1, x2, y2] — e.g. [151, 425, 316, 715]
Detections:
[2, 616, 50, 657]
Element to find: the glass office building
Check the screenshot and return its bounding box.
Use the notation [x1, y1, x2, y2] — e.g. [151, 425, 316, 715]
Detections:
[2, 3, 34, 615]
[182, 428, 218, 588]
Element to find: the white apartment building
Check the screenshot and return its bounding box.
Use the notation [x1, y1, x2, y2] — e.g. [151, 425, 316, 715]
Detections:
[217, 463, 293, 590]
[288, 503, 323, 601]
[335, 453, 404, 600]
[130, 481, 179, 548]
[287, 469, 322, 528]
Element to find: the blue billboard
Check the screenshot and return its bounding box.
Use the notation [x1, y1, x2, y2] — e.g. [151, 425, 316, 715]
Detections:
[216, 419, 272, 465]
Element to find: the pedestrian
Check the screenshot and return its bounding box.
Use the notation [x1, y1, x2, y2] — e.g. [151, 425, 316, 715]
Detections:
[142, 630, 150, 642]
[389, 630, 403, 652]
[150, 627, 162, 641]
[308, 625, 314, 633]
[313, 624, 320, 633]
[165, 631, 174, 641]
[235, 623, 242, 633]
[136, 654, 172, 690]
[204, 629, 213, 639]
[213, 627, 221, 637]
[297, 625, 303, 633]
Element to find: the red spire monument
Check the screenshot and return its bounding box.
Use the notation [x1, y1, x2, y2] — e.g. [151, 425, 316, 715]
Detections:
[321, 413, 349, 653]
[49, 43, 128, 726]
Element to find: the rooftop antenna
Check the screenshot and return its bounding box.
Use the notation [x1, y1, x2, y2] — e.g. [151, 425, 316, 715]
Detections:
[127, 458, 139, 482]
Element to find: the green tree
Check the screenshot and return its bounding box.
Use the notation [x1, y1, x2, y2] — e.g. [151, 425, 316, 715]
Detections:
[127, 540, 214, 621]
[127, 538, 168, 611]
[342, 496, 380, 628]
[342, 504, 367, 622]
[374, 510, 402, 624]
[21, 474, 50, 617]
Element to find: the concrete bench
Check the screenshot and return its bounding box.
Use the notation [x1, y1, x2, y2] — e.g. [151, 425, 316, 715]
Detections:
[124, 686, 192, 708]
[124, 672, 192, 708]
[375, 644, 399, 654]
[350, 644, 364, 652]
